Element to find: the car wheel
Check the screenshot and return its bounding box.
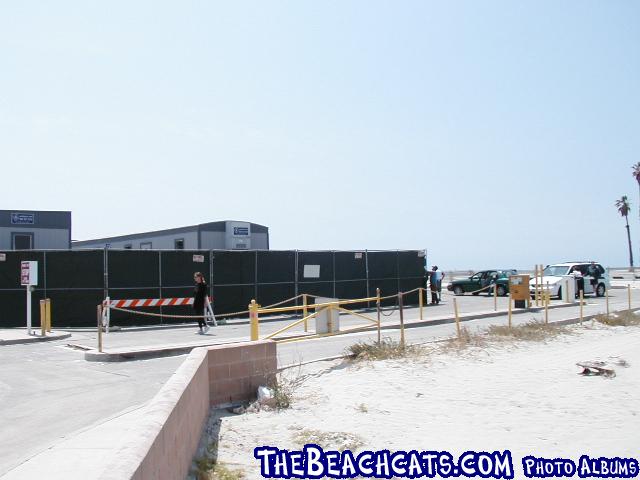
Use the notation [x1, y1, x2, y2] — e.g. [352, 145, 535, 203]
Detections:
[596, 283, 606, 297]
[453, 286, 464, 296]
[556, 286, 562, 300]
[496, 285, 507, 297]
[472, 291, 480, 296]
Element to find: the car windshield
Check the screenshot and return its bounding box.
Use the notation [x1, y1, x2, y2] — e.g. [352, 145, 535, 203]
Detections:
[543, 265, 570, 276]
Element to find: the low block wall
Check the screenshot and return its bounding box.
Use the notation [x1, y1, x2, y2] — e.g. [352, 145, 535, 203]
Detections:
[209, 340, 277, 406]
[100, 340, 276, 480]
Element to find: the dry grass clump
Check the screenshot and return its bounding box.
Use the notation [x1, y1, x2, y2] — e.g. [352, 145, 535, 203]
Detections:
[293, 428, 364, 452]
[193, 442, 245, 480]
[268, 366, 305, 410]
[443, 327, 487, 351]
[486, 320, 567, 341]
[346, 337, 423, 361]
[595, 310, 640, 327]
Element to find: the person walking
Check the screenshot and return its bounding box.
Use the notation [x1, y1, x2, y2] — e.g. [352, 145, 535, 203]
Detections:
[193, 272, 210, 334]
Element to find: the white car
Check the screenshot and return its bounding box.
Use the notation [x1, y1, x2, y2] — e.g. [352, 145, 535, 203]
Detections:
[529, 262, 609, 299]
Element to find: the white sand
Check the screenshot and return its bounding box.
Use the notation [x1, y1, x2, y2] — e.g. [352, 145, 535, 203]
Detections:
[212, 323, 640, 478]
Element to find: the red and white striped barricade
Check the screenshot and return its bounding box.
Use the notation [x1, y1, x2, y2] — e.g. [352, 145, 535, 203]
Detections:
[101, 296, 216, 332]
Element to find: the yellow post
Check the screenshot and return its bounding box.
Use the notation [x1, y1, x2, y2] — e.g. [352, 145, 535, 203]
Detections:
[419, 288, 423, 320]
[40, 300, 46, 336]
[97, 304, 103, 353]
[605, 285, 609, 317]
[453, 297, 461, 339]
[45, 298, 51, 332]
[544, 281, 549, 324]
[508, 295, 512, 328]
[493, 280, 497, 311]
[539, 264, 544, 306]
[249, 299, 259, 341]
[628, 284, 632, 311]
[376, 288, 381, 345]
[565, 280, 570, 303]
[579, 290, 584, 325]
[303, 294, 308, 332]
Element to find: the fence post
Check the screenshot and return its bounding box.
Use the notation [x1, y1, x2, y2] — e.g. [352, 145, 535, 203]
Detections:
[533, 263, 538, 307]
[453, 297, 461, 339]
[493, 281, 497, 311]
[545, 281, 549, 324]
[629, 284, 632, 311]
[398, 292, 405, 348]
[97, 304, 103, 353]
[579, 290, 584, 325]
[40, 300, 46, 336]
[45, 298, 51, 332]
[303, 293, 308, 332]
[376, 288, 381, 345]
[419, 288, 423, 320]
[606, 285, 609, 317]
[250, 299, 259, 341]
[508, 295, 512, 328]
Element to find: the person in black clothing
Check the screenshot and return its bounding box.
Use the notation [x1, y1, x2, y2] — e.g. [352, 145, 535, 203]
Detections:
[588, 262, 601, 292]
[193, 272, 209, 334]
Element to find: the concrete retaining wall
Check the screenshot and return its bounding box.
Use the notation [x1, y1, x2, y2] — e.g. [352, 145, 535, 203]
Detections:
[99, 340, 276, 480]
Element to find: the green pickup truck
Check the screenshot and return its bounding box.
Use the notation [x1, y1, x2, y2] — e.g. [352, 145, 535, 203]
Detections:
[446, 269, 517, 296]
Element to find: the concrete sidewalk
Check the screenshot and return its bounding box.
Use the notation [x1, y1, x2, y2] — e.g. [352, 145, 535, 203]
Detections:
[0, 329, 71, 345]
[81, 300, 579, 362]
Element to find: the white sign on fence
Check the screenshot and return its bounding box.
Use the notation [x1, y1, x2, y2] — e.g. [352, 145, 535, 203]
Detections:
[193, 254, 205, 263]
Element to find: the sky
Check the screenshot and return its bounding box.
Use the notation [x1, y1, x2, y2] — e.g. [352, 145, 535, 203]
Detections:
[1, 1, 639, 270]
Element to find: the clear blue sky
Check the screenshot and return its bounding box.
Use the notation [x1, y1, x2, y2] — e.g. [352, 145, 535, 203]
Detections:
[1, 1, 638, 269]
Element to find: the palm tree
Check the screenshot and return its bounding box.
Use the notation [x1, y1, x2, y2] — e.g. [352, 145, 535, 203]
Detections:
[616, 195, 634, 270]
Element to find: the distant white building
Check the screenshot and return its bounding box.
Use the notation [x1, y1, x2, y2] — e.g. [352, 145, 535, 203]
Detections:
[71, 220, 269, 250]
[0, 210, 72, 250]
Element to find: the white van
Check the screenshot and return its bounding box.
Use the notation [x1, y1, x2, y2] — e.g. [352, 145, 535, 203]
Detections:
[529, 262, 609, 299]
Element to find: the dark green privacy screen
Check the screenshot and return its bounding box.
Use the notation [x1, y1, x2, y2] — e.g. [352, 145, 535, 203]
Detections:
[0, 249, 426, 327]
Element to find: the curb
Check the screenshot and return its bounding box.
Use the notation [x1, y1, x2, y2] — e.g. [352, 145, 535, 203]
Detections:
[0, 332, 72, 346]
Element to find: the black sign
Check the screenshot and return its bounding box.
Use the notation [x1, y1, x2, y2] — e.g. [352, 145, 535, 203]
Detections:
[11, 213, 35, 225]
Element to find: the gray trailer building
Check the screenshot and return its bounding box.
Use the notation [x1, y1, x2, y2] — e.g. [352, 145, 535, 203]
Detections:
[0, 210, 71, 250]
[71, 220, 269, 250]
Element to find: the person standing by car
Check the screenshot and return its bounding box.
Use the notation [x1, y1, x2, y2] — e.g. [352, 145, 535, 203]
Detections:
[587, 261, 601, 292]
[572, 266, 584, 298]
[430, 266, 444, 304]
[193, 272, 210, 334]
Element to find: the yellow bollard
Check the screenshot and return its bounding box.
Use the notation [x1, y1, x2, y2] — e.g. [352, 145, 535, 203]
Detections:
[545, 281, 549, 324]
[249, 299, 259, 341]
[40, 300, 46, 336]
[303, 294, 308, 332]
[628, 284, 632, 311]
[453, 297, 461, 339]
[508, 295, 512, 328]
[579, 290, 584, 325]
[97, 304, 103, 353]
[419, 288, 423, 320]
[376, 288, 381, 345]
[45, 298, 51, 332]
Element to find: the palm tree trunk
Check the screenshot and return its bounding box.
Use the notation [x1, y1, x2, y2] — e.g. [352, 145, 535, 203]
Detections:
[626, 217, 634, 270]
